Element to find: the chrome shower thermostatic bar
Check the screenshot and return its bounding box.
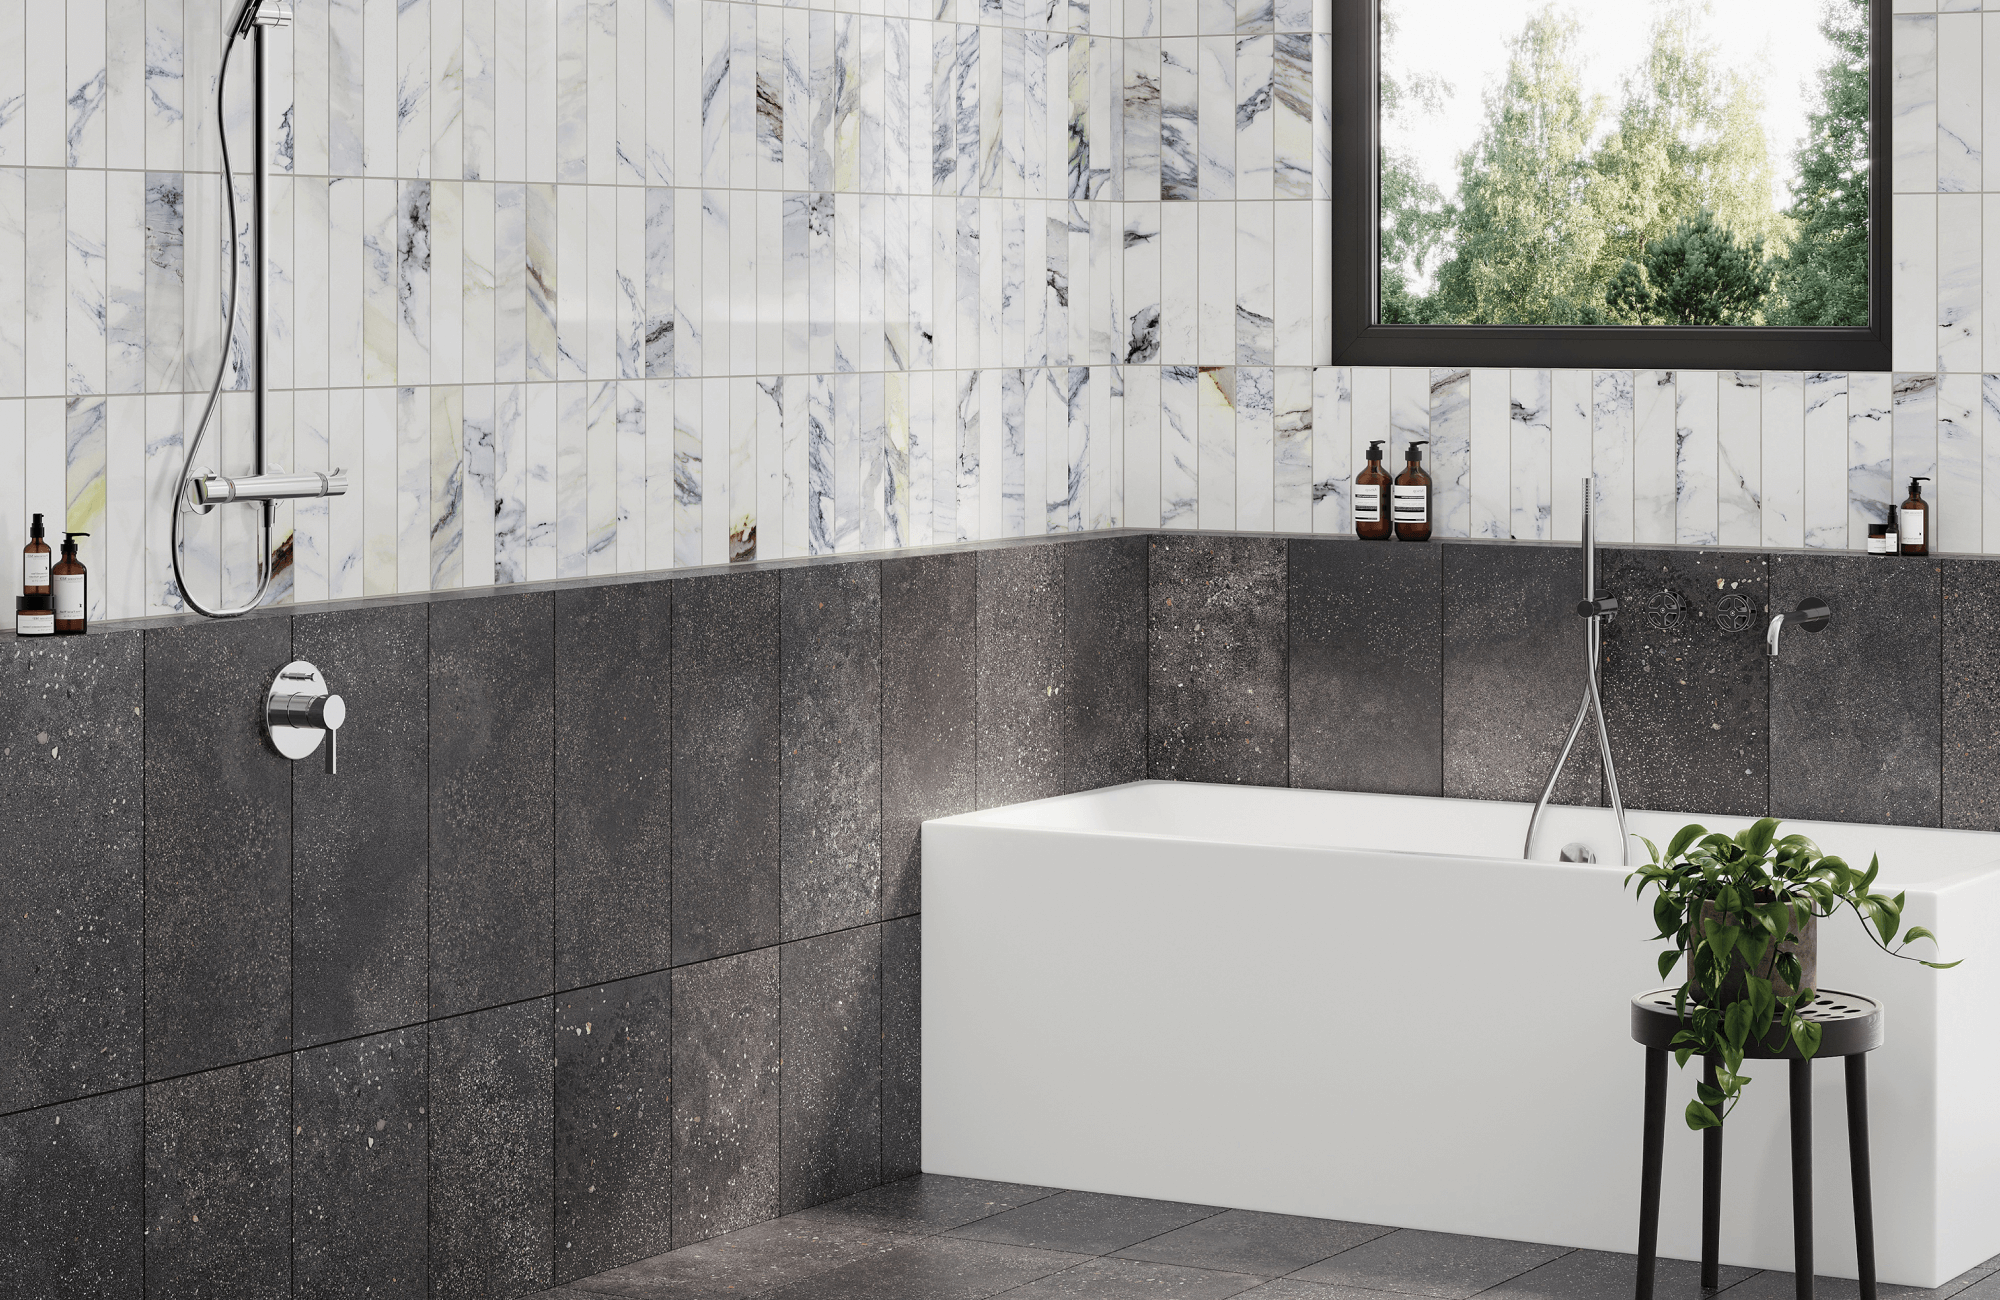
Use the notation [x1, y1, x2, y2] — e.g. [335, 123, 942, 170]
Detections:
[170, 0, 346, 620]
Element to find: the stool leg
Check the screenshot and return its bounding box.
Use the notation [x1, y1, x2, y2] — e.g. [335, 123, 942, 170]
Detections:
[1702, 1056, 1723, 1291]
[1846, 1055, 1877, 1300]
[1637, 1048, 1668, 1300]
[1791, 1058, 1814, 1300]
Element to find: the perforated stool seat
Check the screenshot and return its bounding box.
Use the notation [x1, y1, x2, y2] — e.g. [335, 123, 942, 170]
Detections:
[1628, 988, 1883, 1300]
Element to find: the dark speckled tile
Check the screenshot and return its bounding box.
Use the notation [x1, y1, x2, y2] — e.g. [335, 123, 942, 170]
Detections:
[673, 948, 781, 1247]
[674, 571, 782, 965]
[556, 582, 673, 989]
[1596, 548, 1770, 817]
[757, 1236, 1084, 1300]
[1290, 1227, 1568, 1297]
[556, 971, 674, 1283]
[782, 562, 883, 941]
[790, 1173, 1061, 1236]
[294, 1027, 428, 1300]
[294, 604, 429, 1048]
[1115, 1208, 1393, 1276]
[430, 998, 555, 1300]
[0, 631, 142, 1112]
[1476, 1248, 1752, 1297]
[950, 1189, 1222, 1255]
[144, 1055, 292, 1299]
[781, 927, 882, 1213]
[0, 1089, 141, 1295]
[1006, 1257, 1265, 1299]
[144, 618, 294, 1079]
[881, 552, 976, 919]
[1943, 558, 2000, 830]
[1771, 553, 1941, 827]
[976, 544, 1065, 808]
[1441, 543, 1601, 806]
[881, 915, 921, 1181]
[429, 592, 555, 1017]
[1149, 534, 1289, 785]
[566, 1212, 915, 1298]
[1065, 536, 1149, 792]
[1288, 539, 1441, 795]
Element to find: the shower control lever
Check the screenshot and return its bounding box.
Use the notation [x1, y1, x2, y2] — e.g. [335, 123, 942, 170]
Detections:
[266, 661, 346, 774]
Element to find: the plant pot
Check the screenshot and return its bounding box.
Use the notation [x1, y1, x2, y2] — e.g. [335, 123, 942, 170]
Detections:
[1690, 901, 1817, 1004]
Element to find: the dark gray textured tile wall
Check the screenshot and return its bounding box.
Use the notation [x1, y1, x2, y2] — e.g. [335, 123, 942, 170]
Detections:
[1771, 553, 1942, 826]
[1149, 534, 1289, 785]
[0, 1089, 142, 1295]
[430, 592, 556, 1017]
[144, 617, 295, 1079]
[1064, 536, 1150, 792]
[1943, 559, 2000, 830]
[431, 998, 555, 1300]
[1597, 549, 1770, 816]
[556, 583, 674, 989]
[293, 1028, 428, 1300]
[0, 631, 143, 1112]
[673, 570, 782, 964]
[1288, 540, 1442, 796]
[144, 1055, 293, 1298]
[881, 552, 976, 918]
[882, 914, 922, 1182]
[673, 948, 781, 1246]
[293, 604, 430, 1047]
[555, 971, 674, 1284]
[976, 544, 1066, 807]
[1441, 543, 1602, 806]
[781, 562, 884, 940]
[780, 926, 884, 1214]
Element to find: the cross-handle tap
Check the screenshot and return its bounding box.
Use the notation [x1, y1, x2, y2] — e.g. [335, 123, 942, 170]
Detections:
[1767, 597, 1832, 657]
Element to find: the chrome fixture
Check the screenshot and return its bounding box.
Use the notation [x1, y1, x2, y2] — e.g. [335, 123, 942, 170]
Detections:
[1523, 479, 1630, 867]
[170, 0, 347, 620]
[266, 661, 346, 774]
[1767, 597, 1832, 658]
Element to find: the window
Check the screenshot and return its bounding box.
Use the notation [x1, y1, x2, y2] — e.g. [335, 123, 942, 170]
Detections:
[1331, 0, 1892, 369]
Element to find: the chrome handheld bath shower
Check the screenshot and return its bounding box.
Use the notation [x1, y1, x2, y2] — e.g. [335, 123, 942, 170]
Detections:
[1522, 479, 1630, 867]
[170, 0, 346, 619]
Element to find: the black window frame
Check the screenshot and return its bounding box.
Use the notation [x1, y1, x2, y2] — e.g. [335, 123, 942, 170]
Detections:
[1331, 0, 1894, 370]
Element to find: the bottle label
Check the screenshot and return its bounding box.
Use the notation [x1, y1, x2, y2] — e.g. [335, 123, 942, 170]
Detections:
[16, 611, 53, 635]
[1353, 484, 1383, 525]
[54, 573, 84, 621]
[1393, 484, 1429, 523]
[1902, 512, 1924, 547]
[24, 553, 49, 587]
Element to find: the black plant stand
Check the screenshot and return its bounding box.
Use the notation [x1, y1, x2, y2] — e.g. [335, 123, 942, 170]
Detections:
[1629, 987, 1884, 1300]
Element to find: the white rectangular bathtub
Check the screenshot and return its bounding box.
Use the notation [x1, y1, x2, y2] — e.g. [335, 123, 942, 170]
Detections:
[921, 782, 2000, 1287]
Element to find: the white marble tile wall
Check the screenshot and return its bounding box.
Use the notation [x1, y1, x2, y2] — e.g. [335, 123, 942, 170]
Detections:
[0, 0, 1990, 623]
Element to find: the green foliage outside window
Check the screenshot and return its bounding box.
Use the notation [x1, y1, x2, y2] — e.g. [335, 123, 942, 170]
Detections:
[1381, 0, 1871, 328]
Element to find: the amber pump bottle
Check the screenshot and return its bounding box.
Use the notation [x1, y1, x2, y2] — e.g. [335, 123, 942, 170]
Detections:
[1393, 440, 1433, 541]
[22, 512, 50, 596]
[1354, 441, 1392, 539]
[1899, 477, 1932, 556]
[52, 531, 88, 635]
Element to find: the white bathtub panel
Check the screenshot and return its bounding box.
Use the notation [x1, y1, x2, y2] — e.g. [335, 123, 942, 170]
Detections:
[923, 782, 2000, 1288]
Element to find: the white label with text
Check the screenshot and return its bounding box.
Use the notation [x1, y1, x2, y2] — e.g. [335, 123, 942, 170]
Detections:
[1392, 485, 1428, 522]
[1902, 513, 1924, 547]
[54, 574, 84, 621]
[24, 554, 48, 587]
[1353, 485, 1383, 525]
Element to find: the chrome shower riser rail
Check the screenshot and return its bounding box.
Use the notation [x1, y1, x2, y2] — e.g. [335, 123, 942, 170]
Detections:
[1522, 479, 1630, 867]
[168, 0, 337, 620]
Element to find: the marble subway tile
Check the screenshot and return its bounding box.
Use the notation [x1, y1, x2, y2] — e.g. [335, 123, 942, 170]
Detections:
[1939, 371, 1982, 552]
[1466, 368, 1508, 541]
[1804, 372, 1851, 549]
[1309, 364, 1348, 534]
[1590, 370, 1634, 545]
[1892, 194, 1938, 372]
[1938, 12, 1979, 191]
[1717, 370, 1762, 547]
[1508, 369, 1550, 541]
[1894, 372, 1940, 523]
[1762, 371, 1805, 549]
[1548, 369, 1591, 542]
[1630, 370, 1675, 546]
[1850, 370, 1895, 543]
[1673, 369, 1718, 547]
[1894, 14, 1938, 193]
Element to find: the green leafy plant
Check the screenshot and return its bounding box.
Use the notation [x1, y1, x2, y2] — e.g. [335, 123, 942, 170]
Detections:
[1627, 818, 1957, 1131]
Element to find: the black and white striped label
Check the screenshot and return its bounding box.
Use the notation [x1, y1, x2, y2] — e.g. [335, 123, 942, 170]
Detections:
[1392, 484, 1428, 523]
[1353, 484, 1384, 525]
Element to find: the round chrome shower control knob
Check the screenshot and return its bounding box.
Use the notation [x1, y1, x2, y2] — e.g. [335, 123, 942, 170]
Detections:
[266, 661, 346, 773]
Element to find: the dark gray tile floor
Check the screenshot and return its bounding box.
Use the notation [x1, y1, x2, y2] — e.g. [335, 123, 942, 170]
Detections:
[536, 1174, 2000, 1300]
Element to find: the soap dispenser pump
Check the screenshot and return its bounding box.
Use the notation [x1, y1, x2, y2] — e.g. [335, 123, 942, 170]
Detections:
[52, 531, 88, 635]
[1394, 440, 1433, 541]
[1899, 477, 1932, 555]
[1354, 440, 1391, 540]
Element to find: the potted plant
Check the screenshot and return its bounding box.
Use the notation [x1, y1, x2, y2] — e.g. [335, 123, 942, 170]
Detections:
[1627, 817, 1958, 1130]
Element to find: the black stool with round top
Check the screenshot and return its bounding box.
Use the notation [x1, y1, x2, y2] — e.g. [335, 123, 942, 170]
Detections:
[1629, 987, 1884, 1300]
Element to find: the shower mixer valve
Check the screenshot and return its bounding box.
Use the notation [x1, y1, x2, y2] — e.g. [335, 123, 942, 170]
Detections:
[266, 661, 346, 774]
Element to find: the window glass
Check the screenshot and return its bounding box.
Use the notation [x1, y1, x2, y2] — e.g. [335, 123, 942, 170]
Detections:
[1379, 0, 1870, 328]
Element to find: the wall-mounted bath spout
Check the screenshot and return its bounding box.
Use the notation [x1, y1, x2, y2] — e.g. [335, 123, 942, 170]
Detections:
[1523, 480, 1630, 867]
[1766, 598, 1831, 657]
